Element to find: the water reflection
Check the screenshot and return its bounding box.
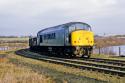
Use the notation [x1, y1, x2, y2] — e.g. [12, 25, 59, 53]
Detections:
[93, 45, 125, 56]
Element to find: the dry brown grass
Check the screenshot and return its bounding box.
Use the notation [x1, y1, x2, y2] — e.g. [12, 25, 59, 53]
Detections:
[0, 52, 8, 62]
[0, 58, 8, 63]
[0, 63, 54, 83]
[0, 37, 125, 83]
[1, 49, 125, 83]
[95, 37, 125, 48]
[0, 38, 29, 51]
[0, 38, 55, 83]
[9, 50, 125, 83]
[0, 51, 55, 83]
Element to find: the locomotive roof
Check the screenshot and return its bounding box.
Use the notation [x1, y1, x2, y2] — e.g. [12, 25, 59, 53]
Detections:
[37, 22, 91, 34]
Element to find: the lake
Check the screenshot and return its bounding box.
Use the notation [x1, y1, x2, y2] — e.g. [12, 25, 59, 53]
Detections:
[0, 46, 28, 51]
[93, 45, 125, 56]
[0, 47, 9, 51]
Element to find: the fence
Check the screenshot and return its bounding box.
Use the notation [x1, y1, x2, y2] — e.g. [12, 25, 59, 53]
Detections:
[93, 46, 125, 56]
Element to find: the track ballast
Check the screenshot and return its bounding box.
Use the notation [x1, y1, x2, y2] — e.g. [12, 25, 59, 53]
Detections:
[16, 49, 125, 77]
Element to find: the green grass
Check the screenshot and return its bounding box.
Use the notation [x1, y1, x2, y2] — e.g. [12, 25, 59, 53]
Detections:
[91, 54, 125, 61]
[5, 50, 125, 83]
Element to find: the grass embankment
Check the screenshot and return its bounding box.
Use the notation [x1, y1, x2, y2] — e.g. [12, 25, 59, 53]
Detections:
[0, 51, 54, 83]
[1, 50, 125, 83]
[91, 54, 125, 61]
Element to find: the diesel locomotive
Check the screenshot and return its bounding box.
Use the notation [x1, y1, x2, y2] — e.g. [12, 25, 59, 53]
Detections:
[29, 22, 94, 58]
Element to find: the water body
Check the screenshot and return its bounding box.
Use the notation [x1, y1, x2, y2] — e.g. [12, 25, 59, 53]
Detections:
[0, 47, 9, 51]
[111, 45, 125, 56]
[94, 45, 125, 56]
[0, 46, 28, 51]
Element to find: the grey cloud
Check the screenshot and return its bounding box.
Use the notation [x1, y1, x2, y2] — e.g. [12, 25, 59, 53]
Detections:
[0, 0, 125, 36]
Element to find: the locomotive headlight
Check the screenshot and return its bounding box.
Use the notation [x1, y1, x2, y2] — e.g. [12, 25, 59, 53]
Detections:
[91, 41, 93, 43]
[86, 37, 88, 40]
[74, 41, 76, 43]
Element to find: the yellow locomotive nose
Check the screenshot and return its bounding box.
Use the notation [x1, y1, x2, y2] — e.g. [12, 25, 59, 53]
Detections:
[71, 30, 94, 46]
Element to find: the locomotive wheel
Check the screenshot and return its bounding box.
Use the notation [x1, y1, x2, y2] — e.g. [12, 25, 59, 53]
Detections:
[83, 50, 92, 58]
[83, 55, 90, 58]
[66, 53, 73, 58]
[74, 47, 85, 58]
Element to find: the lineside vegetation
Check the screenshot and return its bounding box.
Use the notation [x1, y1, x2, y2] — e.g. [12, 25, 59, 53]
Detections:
[0, 50, 125, 83]
[0, 37, 125, 83]
[0, 51, 54, 83]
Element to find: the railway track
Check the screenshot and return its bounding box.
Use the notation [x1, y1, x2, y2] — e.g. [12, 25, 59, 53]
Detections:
[16, 49, 125, 77]
[81, 58, 125, 66]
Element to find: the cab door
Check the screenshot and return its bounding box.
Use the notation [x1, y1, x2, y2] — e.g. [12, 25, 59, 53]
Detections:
[64, 25, 75, 46]
[64, 28, 70, 46]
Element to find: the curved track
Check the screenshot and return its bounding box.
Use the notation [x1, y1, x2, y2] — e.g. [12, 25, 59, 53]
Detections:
[81, 58, 125, 66]
[16, 49, 125, 77]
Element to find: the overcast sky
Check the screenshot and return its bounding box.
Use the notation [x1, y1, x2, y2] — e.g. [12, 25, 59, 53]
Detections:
[0, 0, 125, 36]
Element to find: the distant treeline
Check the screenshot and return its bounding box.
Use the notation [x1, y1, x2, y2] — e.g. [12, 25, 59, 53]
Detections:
[94, 34, 125, 38]
[113, 35, 125, 37]
[0, 36, 29, 38]
[0, 40, 28, 43]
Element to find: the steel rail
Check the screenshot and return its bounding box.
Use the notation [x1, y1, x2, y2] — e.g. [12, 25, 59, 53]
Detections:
[16, 50, 125, 76]
[81, 58, 125, 66]
[20, 50, 125, 71]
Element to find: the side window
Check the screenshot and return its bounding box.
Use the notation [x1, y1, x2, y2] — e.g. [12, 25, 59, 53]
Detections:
[43, 33, 56, 40]
[69, 25, 76, 33]
[40, 35, 43, 43]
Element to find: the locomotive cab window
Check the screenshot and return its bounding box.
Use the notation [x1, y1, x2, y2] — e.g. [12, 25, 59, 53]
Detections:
[75, 24, 90, 30]
[68, 23, 91, 32]
[69, 25, 76, 33]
